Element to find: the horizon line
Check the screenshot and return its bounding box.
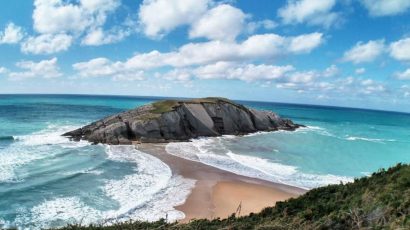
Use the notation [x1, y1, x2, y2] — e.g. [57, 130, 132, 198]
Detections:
[0, 93, 409, 115]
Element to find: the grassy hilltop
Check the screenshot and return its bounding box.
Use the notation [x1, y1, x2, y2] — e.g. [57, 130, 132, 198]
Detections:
[59, 163, 410, 230]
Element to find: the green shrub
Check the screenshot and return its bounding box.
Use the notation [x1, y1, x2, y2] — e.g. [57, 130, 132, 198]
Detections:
[56, 164, 409, 230]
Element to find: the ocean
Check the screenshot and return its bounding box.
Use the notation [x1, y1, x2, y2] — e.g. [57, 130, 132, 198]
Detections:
[0, 94, 409, 229]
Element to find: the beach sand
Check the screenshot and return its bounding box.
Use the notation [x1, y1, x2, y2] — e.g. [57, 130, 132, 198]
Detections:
[136, 143, 306, 222]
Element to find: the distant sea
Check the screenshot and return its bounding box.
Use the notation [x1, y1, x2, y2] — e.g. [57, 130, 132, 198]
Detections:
[0, 94, 409, 229]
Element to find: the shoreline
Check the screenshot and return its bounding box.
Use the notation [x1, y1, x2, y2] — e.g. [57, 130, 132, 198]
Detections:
[136, 143, 306, 222]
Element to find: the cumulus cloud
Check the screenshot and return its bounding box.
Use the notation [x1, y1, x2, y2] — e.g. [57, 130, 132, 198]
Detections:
[359, 79, 387, 95]
[395, 69, 410, 80]
[278, 74, 387, 97]
[278, 0, 341, 28]
[73, 32, 324, 80]
[189, 4, 246, 41]
[342, 40, 385, 64]
[288, 32, 323, 54]
[389, 37, 410, 62]
[0, 67, 8, 74]
[138, 0, 210, 38]
[401, 85, 410, 97]
[0, 23, 24, 44]
[33, 0, 120, 34]
[81, 27, 131, 46]
[355, 68, 366, 74]
[27, 0, 126, 51]
[72, 57, 146, 81]
[274, 66, 347, 94]
[360, 0, 410, 16]
[194, 62, 295, 81]
[247, 20, 277, 33]
[158, 68, 193, 82]
[21, 34, 73, 55]
[138, 0, 277, 41]
[8, 58, 62, 80]
[323, 64, 339, 77]
[153, 63, 295, 82]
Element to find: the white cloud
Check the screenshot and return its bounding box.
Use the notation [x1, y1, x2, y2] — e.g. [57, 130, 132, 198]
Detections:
[112, 71, 145, 81]
[355, 68, 366, 74]
[21, 34, 73, 55]
[194, 62, 295, 81]
[75, 32, 322, 73]
[389, 37, 410, 62]
[395, 69, 410, 80]
[288, 32, 323, 54]
[153, 62, 295, 82]
[360, 0, 410, 16]
[8, 58, 62, 80]
[189, 4, 246, 41]
[73, 58, 118, 77]
[73, 32, 323, 81]
[0, 23, 24, 44]
[73, 57, 145, 81]
[33, 0, 87, 34]
[190, 61, 235, 79]
[401, 85, 410, 97]
[160, 69, 193, 81]
[0, 67, 8, 74]
[239, 34, 286, 58]
[138, 0, 210, 38]
[246, 20, 277, 33]
[278, 0, 340, 28]
[30, 0, 125, 50]
[81, 27, 131, 46]
[323, 64, 339, 77]
[342, 40, 385, 64]
[279, 65, 337, 86]
[277, 74, 387, 97]
[138, 0, 276, 41]
[33, 0, 120, 34]
[359, 79, 387, 95]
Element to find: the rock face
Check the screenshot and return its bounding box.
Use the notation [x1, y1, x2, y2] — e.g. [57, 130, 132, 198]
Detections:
[63, 98, 303, 145]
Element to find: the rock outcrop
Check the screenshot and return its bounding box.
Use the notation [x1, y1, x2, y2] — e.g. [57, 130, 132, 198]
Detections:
[63, 98, 303, 144]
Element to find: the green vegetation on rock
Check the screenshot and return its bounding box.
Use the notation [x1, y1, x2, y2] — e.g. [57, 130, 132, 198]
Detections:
[150, 100, 180, 114]
[58, 163, 410, 230]
[150, 97, 238, 114]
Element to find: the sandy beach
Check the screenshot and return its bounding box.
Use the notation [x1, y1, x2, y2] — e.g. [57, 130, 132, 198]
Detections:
[136, 143, 306, 222]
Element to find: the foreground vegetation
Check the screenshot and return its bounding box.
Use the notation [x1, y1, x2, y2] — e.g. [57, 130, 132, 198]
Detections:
[59, 164, 409, 230]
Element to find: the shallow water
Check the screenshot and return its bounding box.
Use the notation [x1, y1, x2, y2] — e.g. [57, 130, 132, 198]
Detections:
[0, 95, 409, 228]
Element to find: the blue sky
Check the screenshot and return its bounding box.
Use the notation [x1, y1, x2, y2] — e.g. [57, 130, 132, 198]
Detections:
[1, 0, 410, 112]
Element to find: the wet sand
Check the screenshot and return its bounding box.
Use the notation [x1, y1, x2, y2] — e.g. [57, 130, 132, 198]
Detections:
[136, 143, 306, 222]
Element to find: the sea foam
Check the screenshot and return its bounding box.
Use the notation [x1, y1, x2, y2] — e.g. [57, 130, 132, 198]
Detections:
[166, 137, 353, 189]
[0, 124, 89, 183]
[344, 136, 396, 143]
[102, 145, 195, 223]
[13, 145, 195, 229]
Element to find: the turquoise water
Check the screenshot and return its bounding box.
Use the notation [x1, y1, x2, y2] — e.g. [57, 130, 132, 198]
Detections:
[0, 95, 409, 229]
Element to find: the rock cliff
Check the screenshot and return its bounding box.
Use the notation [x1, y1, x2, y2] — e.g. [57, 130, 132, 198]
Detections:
[63, 98, 303, 144]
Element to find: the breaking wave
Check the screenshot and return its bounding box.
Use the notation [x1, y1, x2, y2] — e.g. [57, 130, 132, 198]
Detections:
[1, 127, 195, 229]
[166, 137, 353, 189]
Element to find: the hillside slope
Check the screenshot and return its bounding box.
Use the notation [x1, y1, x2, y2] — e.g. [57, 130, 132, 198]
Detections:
[60, 163, 410, 230]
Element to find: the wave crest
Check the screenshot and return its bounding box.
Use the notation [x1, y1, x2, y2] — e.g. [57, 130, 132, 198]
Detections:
[166, 137, 352, 189]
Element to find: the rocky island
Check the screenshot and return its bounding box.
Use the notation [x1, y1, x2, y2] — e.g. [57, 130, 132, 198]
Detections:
[63, 97, 303, 144]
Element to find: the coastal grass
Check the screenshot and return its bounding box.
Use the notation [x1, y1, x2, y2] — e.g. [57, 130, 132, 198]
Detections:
[56, 163, 410, 230]
[150, 97, 239, 115]
[151, 100, 180, 114]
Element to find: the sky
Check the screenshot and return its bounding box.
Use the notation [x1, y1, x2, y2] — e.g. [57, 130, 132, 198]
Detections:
[1, 0, 410, 112]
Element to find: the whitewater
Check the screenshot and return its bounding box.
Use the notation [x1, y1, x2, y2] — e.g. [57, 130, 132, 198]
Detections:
[1, 94, 409, 229]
